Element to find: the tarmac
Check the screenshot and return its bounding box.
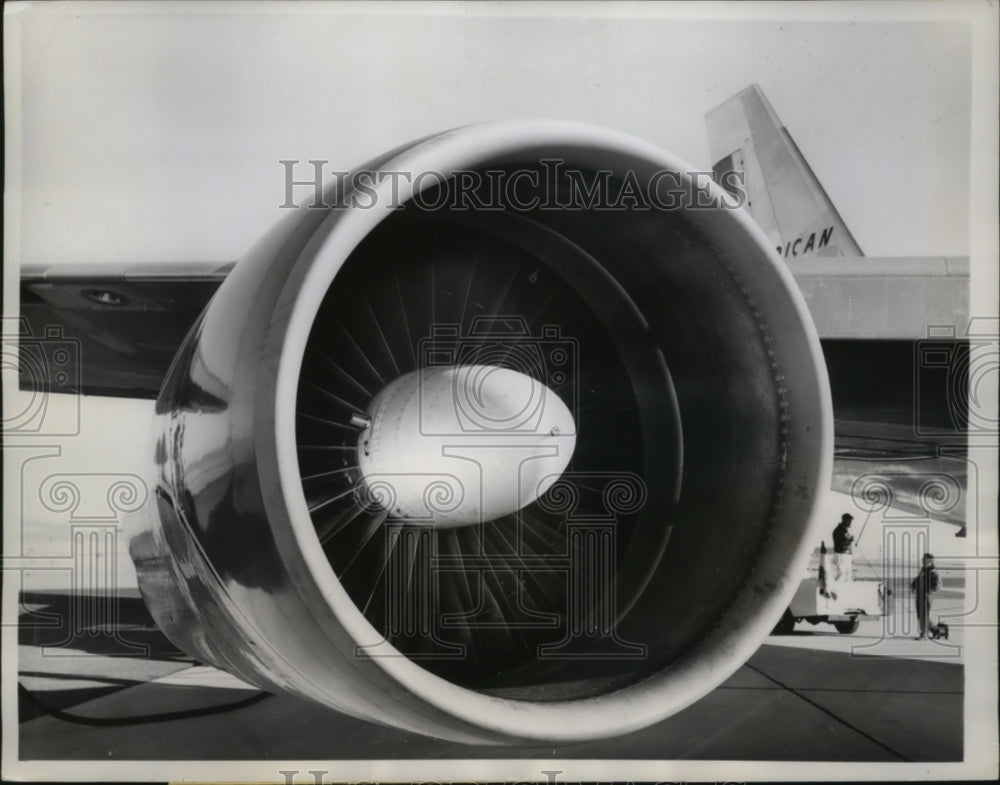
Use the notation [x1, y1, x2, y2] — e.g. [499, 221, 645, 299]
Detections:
[16, 589, 964, 762]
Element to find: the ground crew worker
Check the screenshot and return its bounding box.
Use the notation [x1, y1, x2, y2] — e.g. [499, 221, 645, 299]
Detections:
[910, 552, 941, 640]
[832, 513, 854, 554]
[831, 513, 855, 580]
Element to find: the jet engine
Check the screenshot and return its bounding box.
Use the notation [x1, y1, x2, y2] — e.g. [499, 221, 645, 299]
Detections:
[129, 120, 832, 744]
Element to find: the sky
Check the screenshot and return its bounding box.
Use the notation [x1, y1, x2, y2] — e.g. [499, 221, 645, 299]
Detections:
[5, 1, 977, 266]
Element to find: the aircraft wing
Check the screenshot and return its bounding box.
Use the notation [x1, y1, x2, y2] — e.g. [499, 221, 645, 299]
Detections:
[18, 262, 231, 398]
[793, 255, 969, 341]
[18, 258, 971, 453]
[795, 255, 970, 457]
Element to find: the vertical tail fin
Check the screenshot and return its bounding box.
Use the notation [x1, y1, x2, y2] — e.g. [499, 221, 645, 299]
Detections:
[706, 84, 863, 259]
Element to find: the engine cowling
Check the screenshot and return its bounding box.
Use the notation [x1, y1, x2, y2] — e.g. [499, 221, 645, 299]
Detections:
[129, 120, 832, 744]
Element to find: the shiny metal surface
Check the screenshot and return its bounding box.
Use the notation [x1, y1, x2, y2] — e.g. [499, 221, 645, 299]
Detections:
[356, 365, 576, 526]
[129, 120, 832, 744]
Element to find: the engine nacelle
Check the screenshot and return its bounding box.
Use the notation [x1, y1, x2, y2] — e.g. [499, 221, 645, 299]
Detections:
[129, 120, 832, 744]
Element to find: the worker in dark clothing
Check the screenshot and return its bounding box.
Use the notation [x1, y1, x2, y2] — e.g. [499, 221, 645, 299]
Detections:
[832, 513, 854, 554]
[910, 553, 941, 639]
[830, 513, 855, 581]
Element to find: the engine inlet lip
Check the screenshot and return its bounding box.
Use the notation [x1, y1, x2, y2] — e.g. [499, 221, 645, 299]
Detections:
[268, 120, 833, 742]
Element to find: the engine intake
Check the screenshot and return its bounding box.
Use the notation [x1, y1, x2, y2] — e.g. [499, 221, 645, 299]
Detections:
[131, 120, 831, 744]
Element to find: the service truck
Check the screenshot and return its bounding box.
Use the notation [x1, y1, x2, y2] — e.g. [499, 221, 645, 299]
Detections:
[774, 542, 884, 634]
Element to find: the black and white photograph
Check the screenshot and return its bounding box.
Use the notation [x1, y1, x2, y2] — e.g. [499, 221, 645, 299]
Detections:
[3, 1, 998, 781]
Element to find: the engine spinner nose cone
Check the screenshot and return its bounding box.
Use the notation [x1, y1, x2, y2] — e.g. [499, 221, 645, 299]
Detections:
[357, 365, 576, 527]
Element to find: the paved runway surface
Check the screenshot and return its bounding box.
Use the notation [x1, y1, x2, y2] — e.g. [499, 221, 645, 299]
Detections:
[17, 591, 963, 762]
